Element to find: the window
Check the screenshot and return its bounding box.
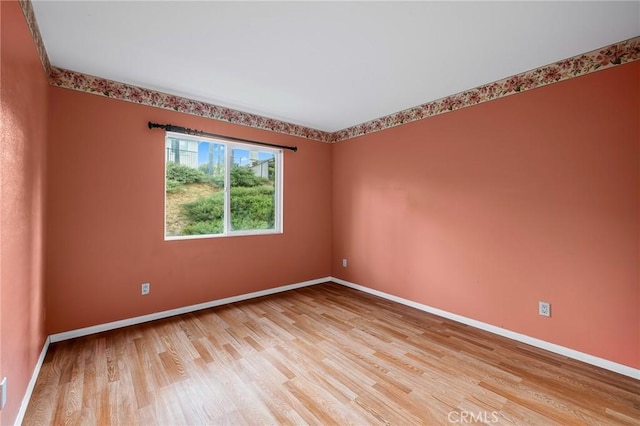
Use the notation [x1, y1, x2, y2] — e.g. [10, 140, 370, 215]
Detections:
[165, 132, 282, 239]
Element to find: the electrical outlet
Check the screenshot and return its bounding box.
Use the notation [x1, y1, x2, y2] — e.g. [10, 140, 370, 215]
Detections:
[1, 377, 7, 410]
[539, 301, 551, 317]
[342, 258, 347, 267]
[141, 282, 150, 295]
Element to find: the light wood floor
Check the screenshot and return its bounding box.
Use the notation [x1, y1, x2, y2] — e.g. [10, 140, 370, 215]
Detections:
[24, 283, 639, 425]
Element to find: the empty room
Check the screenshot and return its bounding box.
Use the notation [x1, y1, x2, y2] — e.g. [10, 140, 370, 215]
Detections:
[1, 0, 639, 424]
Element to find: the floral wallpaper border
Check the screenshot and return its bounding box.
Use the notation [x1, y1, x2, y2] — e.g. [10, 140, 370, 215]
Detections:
[332, 36, 640, 142]
[18, 0, 51, 76]
[19, 1, 640, 144]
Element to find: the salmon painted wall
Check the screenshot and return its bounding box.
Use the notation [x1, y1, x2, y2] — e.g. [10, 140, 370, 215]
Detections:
[45, 87, 332, 334]
[0, 1, 48, 424]
[332, 62, 640, 369]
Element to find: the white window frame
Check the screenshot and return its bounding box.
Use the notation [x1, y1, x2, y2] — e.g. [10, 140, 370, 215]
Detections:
[164, 131, 283, 241]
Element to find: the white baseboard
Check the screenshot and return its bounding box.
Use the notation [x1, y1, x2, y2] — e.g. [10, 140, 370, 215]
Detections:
[50, 277, 330, 343]
[14, 336, 50, 426]
[330, 277, 640, 380]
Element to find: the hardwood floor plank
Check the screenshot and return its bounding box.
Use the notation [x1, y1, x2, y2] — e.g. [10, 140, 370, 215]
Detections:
[605, 407, 640, 425]
[104, 344, 118, 384]
[127, 340, 151, 409]
[50, 382, 69, 426]
[23, 282, 640, 425]
[158, 347, 187, 384]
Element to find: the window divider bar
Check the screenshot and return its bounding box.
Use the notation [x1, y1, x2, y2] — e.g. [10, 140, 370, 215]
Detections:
[148, 121, 298, 152]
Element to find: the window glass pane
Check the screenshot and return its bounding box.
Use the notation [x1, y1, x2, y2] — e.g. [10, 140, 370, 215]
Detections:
[165, 138, 225, 237]
[164, 133, 281, 240]
[230, 148, 276, 232]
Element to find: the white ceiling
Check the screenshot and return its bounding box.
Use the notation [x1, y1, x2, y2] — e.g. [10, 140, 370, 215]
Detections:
[32, 1, 640, 132]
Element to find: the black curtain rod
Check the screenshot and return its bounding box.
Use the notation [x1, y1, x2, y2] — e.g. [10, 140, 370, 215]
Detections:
[148, 122, 298, 152]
